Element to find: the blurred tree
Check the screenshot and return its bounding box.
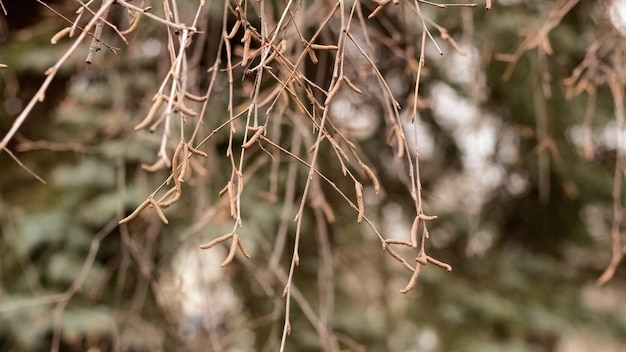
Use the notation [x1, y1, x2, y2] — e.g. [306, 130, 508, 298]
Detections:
[1, 0, 626, 351]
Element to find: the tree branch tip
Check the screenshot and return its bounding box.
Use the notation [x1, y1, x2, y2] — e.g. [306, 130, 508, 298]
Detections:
[186, 144, 208, 157]
[199, 232, 234, 250]
[51, 27, 71, 44]
[241, 127, 265, 149]
[418, 213, 437, 221]
[220, 235, 239, 266]
[236, 235, 252, 259]
[426, 255, 452, 271]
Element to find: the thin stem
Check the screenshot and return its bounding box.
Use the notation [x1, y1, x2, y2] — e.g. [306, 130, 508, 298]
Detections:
[0, 0, 116, 154]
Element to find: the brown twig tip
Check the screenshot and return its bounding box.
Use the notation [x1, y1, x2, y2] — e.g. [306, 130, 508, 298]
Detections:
[418, 213, 437, 221]
[178, 147, 191, 183]
[184, 92, 208, 102]
[171, 141, 185, 179]
[2, 146, 46, 183]
[355, 182, 364, 222]
[218, 183, 229, 197]
[241, 29, 251, 66]
[265, 40, 287, 65]
[386, 125, 405, 158]
[343, 76, 363, 94]
[118, 198, 151, 224]
[157, 187, 181, 208]
[221, 235, 239, 267]
[160, 95, 198, 116]
[324, 78, 343, 106]
[186, 143, 208, 157]
[426, 255, 452, 271]
[141, 158, 168, 172]
[135, 95, 163, 131]
[237, 238, 252, 259]
[383, 242, 417, 272]
[51, 27, 71, 44]
[199, 232, 234, 250]
[219, 234, 251, 267]
[360, 162, 380, 194]
[400, 261, 423, 294]
[307, 47, 319, 64]
[410, 215, 420, 248]
[227, 181, 237, 218]
[118, 196, 172, 225]
[385, 239, 413, 246]
[226, 20, 241, 39]
[368, 0, 392, 19]
[178, 103, 198, 116]
[150, 199, 169, 224]
[242, 126, 265, 148]
[309, 43, 339, 51]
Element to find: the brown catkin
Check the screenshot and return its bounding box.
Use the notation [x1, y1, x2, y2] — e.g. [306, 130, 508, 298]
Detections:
[220, 234, 239, 267]
[410, 215, 420, 247]
[310, 43, 338, 51]
[226, 20, 241, 39]
[118, 198, 151, 224]
[227, 181, 237, 218]
[241, 126, 265, 149]
[355, 182, 364, 222]
[241, 29, 251, 66]
[141, 158, 167, 172]
[185, 92, 208, 102]
[324, 78, 343, 106]
[237, 238, 251, 259]
[307, 48, 319, 64]
[360, 162, 380, 194]
[400, 262, 423, 294]
[200, 233, 234, 250]
[151, 200, 169, 224]
[135, 95, 163, 130]
[51, 27, 71, 44]
[343, 76, 363, 94]
[120, 13, 141, 35]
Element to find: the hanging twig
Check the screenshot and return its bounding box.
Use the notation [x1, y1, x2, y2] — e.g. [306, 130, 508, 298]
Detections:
[85, 1, 111, 64]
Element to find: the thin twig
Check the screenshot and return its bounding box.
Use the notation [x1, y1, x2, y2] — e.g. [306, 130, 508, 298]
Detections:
[0, 0, 117, 155]
[85, 2, 110, 63]
[50, 218, 119, 352]
[1, 147, 46, 184]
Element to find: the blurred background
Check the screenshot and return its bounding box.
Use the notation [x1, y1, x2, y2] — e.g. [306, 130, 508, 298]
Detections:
[1, 0, 626, 351]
